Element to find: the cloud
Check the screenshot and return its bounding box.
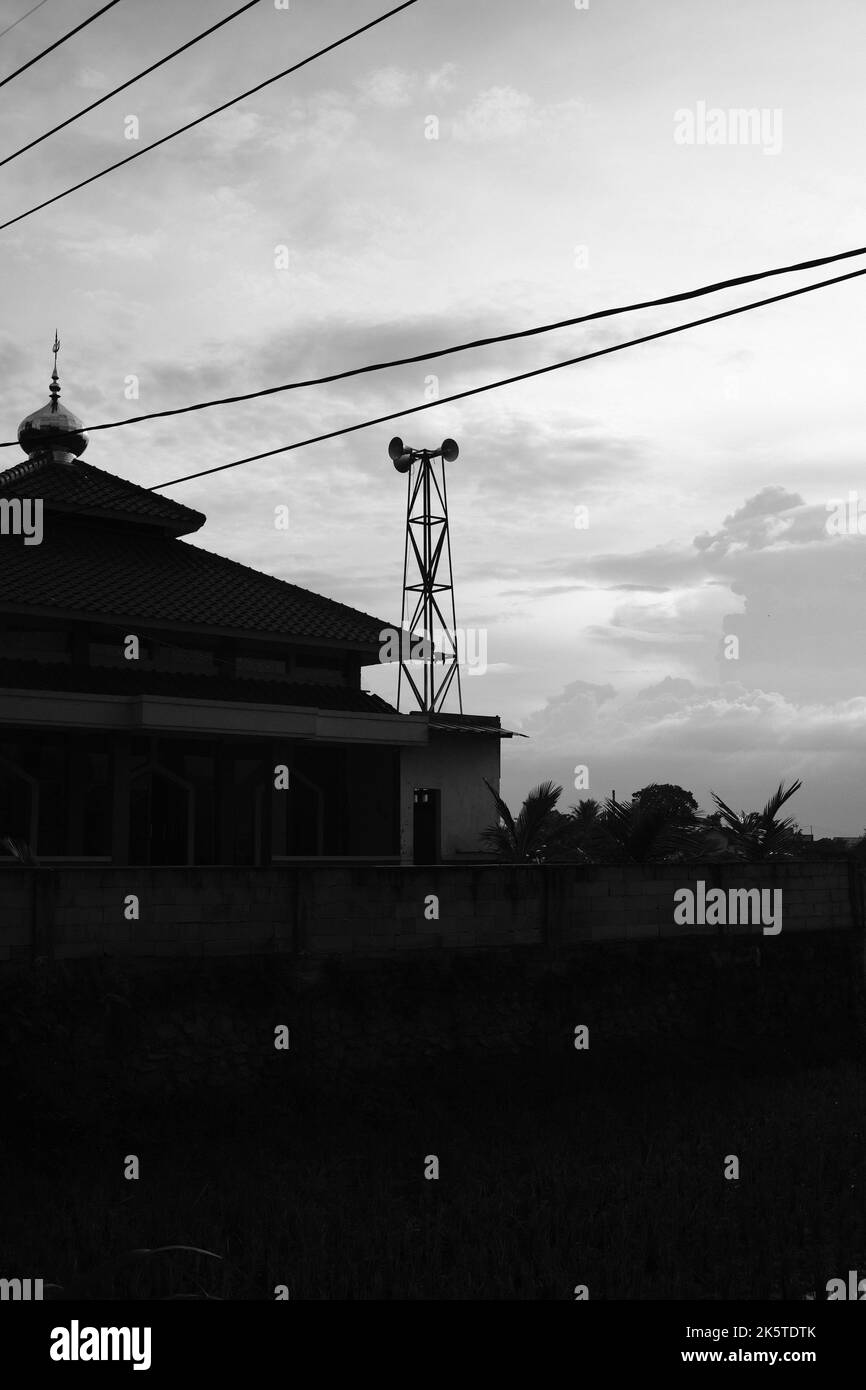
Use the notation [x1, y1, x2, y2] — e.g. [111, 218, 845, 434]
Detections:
[502, 670, 866, 829]
[356, 67, 414, 109]
[355, 63, 458, 109]
[634, 676, 698, 702]
[488, 479, 866, 831]
[451, 86, 535, 142]
[450, 88, 591, 142]
[693, 484, 807, 555]
[518, 678, 617, 738]
[52, 230, 165, 264]
[426, 63, 458, 95]
[201, 109, 263, 157]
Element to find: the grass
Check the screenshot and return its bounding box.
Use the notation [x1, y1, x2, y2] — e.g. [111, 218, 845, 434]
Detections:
[1, 1049, 864, 1299]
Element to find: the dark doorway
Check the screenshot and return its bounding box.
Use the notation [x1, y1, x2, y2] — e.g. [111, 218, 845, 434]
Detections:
[413, 787, 441, 865]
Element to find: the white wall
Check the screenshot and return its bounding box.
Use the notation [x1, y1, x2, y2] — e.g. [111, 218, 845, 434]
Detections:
[399, 731, 501, 861]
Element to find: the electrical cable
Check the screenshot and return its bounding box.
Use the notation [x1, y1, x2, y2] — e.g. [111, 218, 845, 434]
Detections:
[0, 0, 123, 91]
[0, 0, 418, 232]
[150, 261, 866, 491]
[0, 0, 263, 169]
[2, 242, 864, 449]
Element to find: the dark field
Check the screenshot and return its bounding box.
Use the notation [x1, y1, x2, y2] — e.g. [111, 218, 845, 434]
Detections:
[2, 1050, 864, 1300]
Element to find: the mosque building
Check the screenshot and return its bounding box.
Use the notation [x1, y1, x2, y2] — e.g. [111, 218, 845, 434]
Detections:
[0, 344, 510, 867]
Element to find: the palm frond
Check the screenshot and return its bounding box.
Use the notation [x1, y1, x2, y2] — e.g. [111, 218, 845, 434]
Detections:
[481, 779, 563, 861]
[760, 778, 803, 822]
[709, 780, 803, 859]
[482, 778, 517, 839]
[513, 781, 562, 858]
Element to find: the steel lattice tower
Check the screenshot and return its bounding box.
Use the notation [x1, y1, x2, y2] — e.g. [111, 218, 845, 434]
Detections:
[389, 435, 463, 714]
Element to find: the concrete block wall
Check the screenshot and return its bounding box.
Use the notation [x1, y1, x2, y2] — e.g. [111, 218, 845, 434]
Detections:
[561, 862, 855, 944]
[0, 859, 860, 962]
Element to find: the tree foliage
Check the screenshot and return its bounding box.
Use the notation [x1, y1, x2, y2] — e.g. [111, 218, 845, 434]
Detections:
[481, 777, 808, 865]
[632, 783, 699, 826]
[708, 779, 803, 860]
[480, 779, 564, 862]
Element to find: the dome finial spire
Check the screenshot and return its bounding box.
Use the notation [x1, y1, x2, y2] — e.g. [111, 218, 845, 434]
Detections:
[18, 333, 88, 464]
[49, 329, 60, 412]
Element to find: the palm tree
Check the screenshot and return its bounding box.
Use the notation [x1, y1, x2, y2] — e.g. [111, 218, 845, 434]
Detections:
[709, 778, 803, 860]
[481, 779, 564, 862]
[563, 797, 606, 860]
[600, 794, 701, 864]
[570, 797, 602, 826]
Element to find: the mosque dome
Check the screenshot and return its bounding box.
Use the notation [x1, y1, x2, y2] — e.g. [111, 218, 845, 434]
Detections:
[18, 334, 88, 465]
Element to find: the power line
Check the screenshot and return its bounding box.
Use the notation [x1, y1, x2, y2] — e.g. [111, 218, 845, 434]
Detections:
[0, 0, 419, 233]
[3, 242, 865, 449]
[0, 0, 51, 42]
[0, 0, 263, 169]
[0, 0, 123, 91]
[150, 262, 866, 491]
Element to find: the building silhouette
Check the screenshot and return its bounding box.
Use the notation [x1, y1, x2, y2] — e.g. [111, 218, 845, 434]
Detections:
[0, 358, 511, 867]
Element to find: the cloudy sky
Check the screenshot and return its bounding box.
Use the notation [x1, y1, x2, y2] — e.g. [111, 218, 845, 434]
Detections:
[2, 0, 866, 833]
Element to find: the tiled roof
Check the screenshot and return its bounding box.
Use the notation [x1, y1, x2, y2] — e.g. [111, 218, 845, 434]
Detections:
[0, 456, 204, 536]
[0, 525, 394, 649]
[0, 658, 396, 714]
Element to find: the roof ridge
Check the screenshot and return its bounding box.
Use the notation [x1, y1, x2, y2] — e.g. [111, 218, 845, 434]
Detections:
[0, 455, 50, 487]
